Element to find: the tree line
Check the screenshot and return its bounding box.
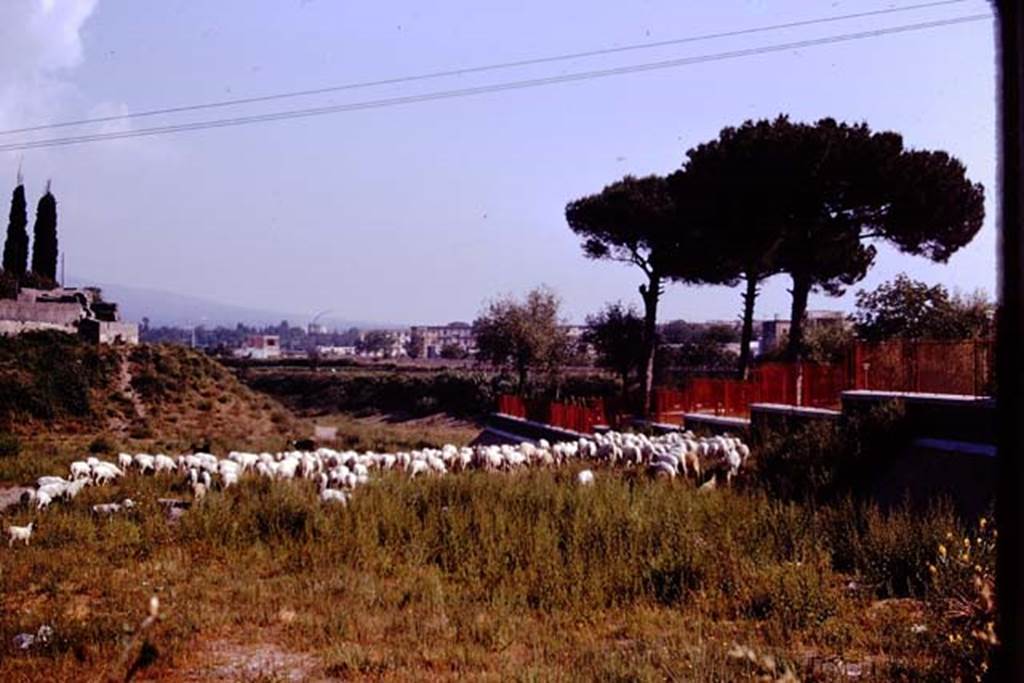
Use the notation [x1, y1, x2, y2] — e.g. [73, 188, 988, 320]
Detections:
[1, 173, 59, 293]
[565, 115, 984, 415]
[471, 272, 992, 408]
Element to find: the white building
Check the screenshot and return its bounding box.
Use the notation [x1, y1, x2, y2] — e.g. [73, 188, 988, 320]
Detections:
[235, 334, 281, 360]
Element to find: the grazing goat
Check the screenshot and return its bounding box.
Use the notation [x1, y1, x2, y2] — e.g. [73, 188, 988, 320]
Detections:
[7, 522, 33, 546]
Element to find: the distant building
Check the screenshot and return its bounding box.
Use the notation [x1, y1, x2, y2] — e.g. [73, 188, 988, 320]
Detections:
[236, 334, 281, 360]
[0, 286, 138, 345]
[355, 330, 411, 359]
[759, 310, 848, 353]
[307, 322, 328, 335]
[409, 322, 591, 360]
[315, 344, 357, 358]
[563, 325, 589, 343]
[409, 322, 476, 359]
[724, 340, 759, 357]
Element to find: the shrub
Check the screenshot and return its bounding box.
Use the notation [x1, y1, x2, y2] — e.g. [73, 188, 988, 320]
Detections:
[753, 399, 909, 503]
[742, 555, 840, 634]
[754, 419, 841, 500]
[0, 431, 20, 458]
[88, 435, 115, 454]
[245, 369, 619, 418]
[925, 515, 997, 680]
[851, 503, 953, 598]
[0, 331, 117, 423]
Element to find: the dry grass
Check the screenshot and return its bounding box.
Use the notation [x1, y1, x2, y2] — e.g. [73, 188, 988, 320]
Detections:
[299, 412, 482, 453]
[0, 451, 971, 681]
[0, 339, 988, 679]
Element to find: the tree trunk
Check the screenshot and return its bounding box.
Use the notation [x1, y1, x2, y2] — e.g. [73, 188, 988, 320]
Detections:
[517, 363, 528, 394]
[639, 273, 662, 417]
[786, 272, 813, 361]
[738, 273, 759, 380]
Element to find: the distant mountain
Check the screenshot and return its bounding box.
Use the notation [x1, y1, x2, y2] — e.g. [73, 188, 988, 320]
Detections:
[70, 280, 394, 330]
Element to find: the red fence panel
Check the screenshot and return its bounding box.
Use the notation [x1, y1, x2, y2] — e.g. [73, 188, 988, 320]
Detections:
[752, 363, 798, 405]
[851, 340, 994, 396]
[653, 388, 690, 418]
[802, 362, 849, 408]
[497, 394, 526, 417]
[504, 342, 990, 432]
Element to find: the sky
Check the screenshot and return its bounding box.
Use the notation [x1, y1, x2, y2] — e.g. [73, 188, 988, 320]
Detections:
[0, 0, 998, 327]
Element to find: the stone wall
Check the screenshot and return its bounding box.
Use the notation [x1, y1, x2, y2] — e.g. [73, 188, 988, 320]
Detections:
[0, 320, 77, 336]
[0, 300, 83, 326]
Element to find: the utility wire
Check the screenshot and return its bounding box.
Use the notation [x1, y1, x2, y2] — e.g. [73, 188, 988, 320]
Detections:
[0, 13, 991, 153]
[0, 0, 974, 137]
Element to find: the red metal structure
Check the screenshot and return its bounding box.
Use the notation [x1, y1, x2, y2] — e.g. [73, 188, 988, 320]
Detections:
[499, 340, 996, 429]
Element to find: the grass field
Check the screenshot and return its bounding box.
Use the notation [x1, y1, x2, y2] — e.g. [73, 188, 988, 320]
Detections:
[0, 438, 987, 681]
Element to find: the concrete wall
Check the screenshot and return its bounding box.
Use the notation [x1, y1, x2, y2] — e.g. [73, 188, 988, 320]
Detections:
[682, 412, 751, 437]
[96, 321, 139, 345]
[749, 403, 841, 443]
[0, 301, 83, 326]
[756, 391, 995, 517]
[0, 320, 77, 336]
[841, 390, 995, 445]
[486, 413, 586, 444]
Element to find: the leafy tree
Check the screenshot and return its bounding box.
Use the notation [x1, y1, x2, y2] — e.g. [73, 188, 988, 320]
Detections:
[439, 342, 469, 360]
[473, 287, 570, 391]
[658, 322, 740, 375]
[680, 116, 984, 364]
[675, 120, 791, 378]
[356, 330, 396, 355]
[660, 320, 739, 345]
[662, 338, 738, 372]
[802, 324, 855, 364]
[3, 177, 28, 278]
[763, 323, 855, 364]
[30, 182, 58, 284]
[770, 118, 982, 359]
[566, 175, 726, 415]
[582, 302, 645, 391]
[853, 274, 994, 342]
[405, 335, 425, 359]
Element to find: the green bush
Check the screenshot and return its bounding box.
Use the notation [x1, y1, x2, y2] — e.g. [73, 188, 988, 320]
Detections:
[742, 555, 839, 634]
[753, 400, 909, 503]
[834, 502, 954, 598]
[0, 331, 118, 424]
[754, 420, 841, 500]
[246, 369, 619, 417]
[924, 515, 997, 680]
[0, 431, 20, 458]
[87, 435, 115, 454]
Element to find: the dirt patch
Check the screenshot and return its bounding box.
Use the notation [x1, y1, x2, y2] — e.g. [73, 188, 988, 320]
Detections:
[177, 639, 321, 682]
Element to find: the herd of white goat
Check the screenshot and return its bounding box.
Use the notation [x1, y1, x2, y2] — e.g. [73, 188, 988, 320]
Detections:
[5, 429, 751, 547]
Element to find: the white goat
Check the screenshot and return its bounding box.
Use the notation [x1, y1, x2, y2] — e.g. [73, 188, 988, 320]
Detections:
[6, 522, 33, 546]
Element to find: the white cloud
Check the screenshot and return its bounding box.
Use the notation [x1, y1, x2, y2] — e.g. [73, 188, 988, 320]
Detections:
[0, 0, 99, 129]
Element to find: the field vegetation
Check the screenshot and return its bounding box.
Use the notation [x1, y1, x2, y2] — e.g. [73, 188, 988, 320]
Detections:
[0, 335, 995, 680]
[0, 438, 991, 681]
[245, 367, 620, 419]
[0, 332, 299, 450]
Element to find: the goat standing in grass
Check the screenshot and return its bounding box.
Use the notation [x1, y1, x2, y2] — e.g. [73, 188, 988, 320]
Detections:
[6, 522, 33, 546]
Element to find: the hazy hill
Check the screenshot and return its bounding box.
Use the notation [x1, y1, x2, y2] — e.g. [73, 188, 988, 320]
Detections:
[72, 280, 395, 330]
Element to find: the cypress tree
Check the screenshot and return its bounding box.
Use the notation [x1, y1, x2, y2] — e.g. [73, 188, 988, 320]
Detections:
[30, 181, 58, 283]
[2, 177, 29, 277]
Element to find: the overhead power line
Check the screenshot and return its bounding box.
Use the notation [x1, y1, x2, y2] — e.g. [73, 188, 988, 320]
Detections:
[0, 0, 973, 137]
[0, 13, 991, 153]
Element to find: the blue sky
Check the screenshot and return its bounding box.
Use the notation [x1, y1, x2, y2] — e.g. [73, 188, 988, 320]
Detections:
[0, 0, 997, 326]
